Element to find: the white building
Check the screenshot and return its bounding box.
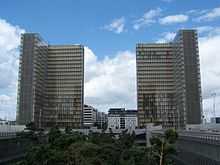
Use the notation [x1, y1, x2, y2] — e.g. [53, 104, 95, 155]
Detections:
[83, 105, 97, 128]
[0, 119, 16, 125]
[107, 108, 137, 130]
[125, 110, 138, 130]
[0, 119, 7, 125]
[96, 112, 107, 129]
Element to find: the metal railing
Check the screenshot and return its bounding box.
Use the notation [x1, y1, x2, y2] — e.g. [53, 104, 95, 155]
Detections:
[151, 130, 220, 145]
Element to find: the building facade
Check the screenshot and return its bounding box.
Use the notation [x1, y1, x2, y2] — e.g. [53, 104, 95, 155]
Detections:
[210, 117, 220, 124]
[96, 111, 108, 129]
[136, 43, 176, 128]
[16, 34, 48, 126]
[125, 110, 138, 130]
[173, 30, 202, 127]
[136, 29, 202, 128]
[108, 108, 124, 129]
[16, 33, 84, 128]
[107, 108, 137, 130]
[83, 104, 97, 128]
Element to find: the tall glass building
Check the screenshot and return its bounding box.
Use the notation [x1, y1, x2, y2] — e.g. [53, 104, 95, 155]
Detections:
[16, 33, 84, 128]
[136, 30, 202, 128]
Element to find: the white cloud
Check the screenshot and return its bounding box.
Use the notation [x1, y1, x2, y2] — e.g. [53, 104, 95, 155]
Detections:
[103, 17, 125, 34]
[197, 6, 220, 21]
[196, 26, 214, 34]
[159, 14, 188, 25]
[84, 47, 136, 112]
[199, 30, 220, 97]
[196, 26, 220, 38]
[199, 28, 220, 120]
[133, 8, 162, 30]
[0, 18, 24, 120]
[187, 9, 208, 16]
[1, 18, 220, 122]
[156, 32, 176, 43]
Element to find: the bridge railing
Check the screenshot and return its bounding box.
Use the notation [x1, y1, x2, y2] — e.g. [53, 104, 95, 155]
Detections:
[151, 130, 220, 145]
[0, 132, 17, 138]
[178, 131, 220, 145]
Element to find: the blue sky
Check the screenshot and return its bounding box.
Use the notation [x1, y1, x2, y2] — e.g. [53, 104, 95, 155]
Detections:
[0, 0, 220, 121]
[0, 0, 219, 56]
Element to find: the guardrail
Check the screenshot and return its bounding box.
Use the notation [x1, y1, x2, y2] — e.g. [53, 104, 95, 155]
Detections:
[0, 125, 26, 139]
[151, 130, 220, 145]
[178, 131, 220, 145]
[0, 132, 17, 139]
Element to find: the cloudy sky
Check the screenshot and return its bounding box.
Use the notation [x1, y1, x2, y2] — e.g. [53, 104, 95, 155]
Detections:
[0, 0, 220, 121]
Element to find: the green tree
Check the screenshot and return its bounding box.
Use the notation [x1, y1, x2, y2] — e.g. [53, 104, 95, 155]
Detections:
[48, 126, 61, 144]
[25, 122, 37, 131]
[150, 129, 178, 165]
[65, 126, 72, 134]
[16, 127, 178, 165]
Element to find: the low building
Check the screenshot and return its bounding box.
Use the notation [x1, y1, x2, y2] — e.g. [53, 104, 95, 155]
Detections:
[125, 110, 138, 130]
[0, 119, 7, 125]
[0, 119, 16, 125]
[108, 108, 124, 129]
[107, 108, 138, 130]
[83, 105, 97, 128]
[211, 117, 220, 124]
[96, 111, 107, 129]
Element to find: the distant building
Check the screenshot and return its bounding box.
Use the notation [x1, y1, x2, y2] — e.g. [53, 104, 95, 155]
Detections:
[137, 29, 202, 128]
[0, 119, 16, 125]
[125, 110, 138, 130]
[83, 105, 97, 128]
[107, 108, 137, 130]
[8, 121, 16, 125]
[108, 108, 125, 129]
[16, 33, 84, 128]
[96, 111, 107, 129]
[0, 119, 7, 125]
[211, 117, 220, 124]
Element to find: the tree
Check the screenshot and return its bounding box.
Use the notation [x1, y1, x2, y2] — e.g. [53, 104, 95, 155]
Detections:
[65, 126, 72, 134]
[118, 129, 135, 149]
[25, 122, 37, 131]
[150, 129, 178, 165]
[16, 127, 178, 165]
[65, 142, 101, 165]
[48, 126, 61, 144]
